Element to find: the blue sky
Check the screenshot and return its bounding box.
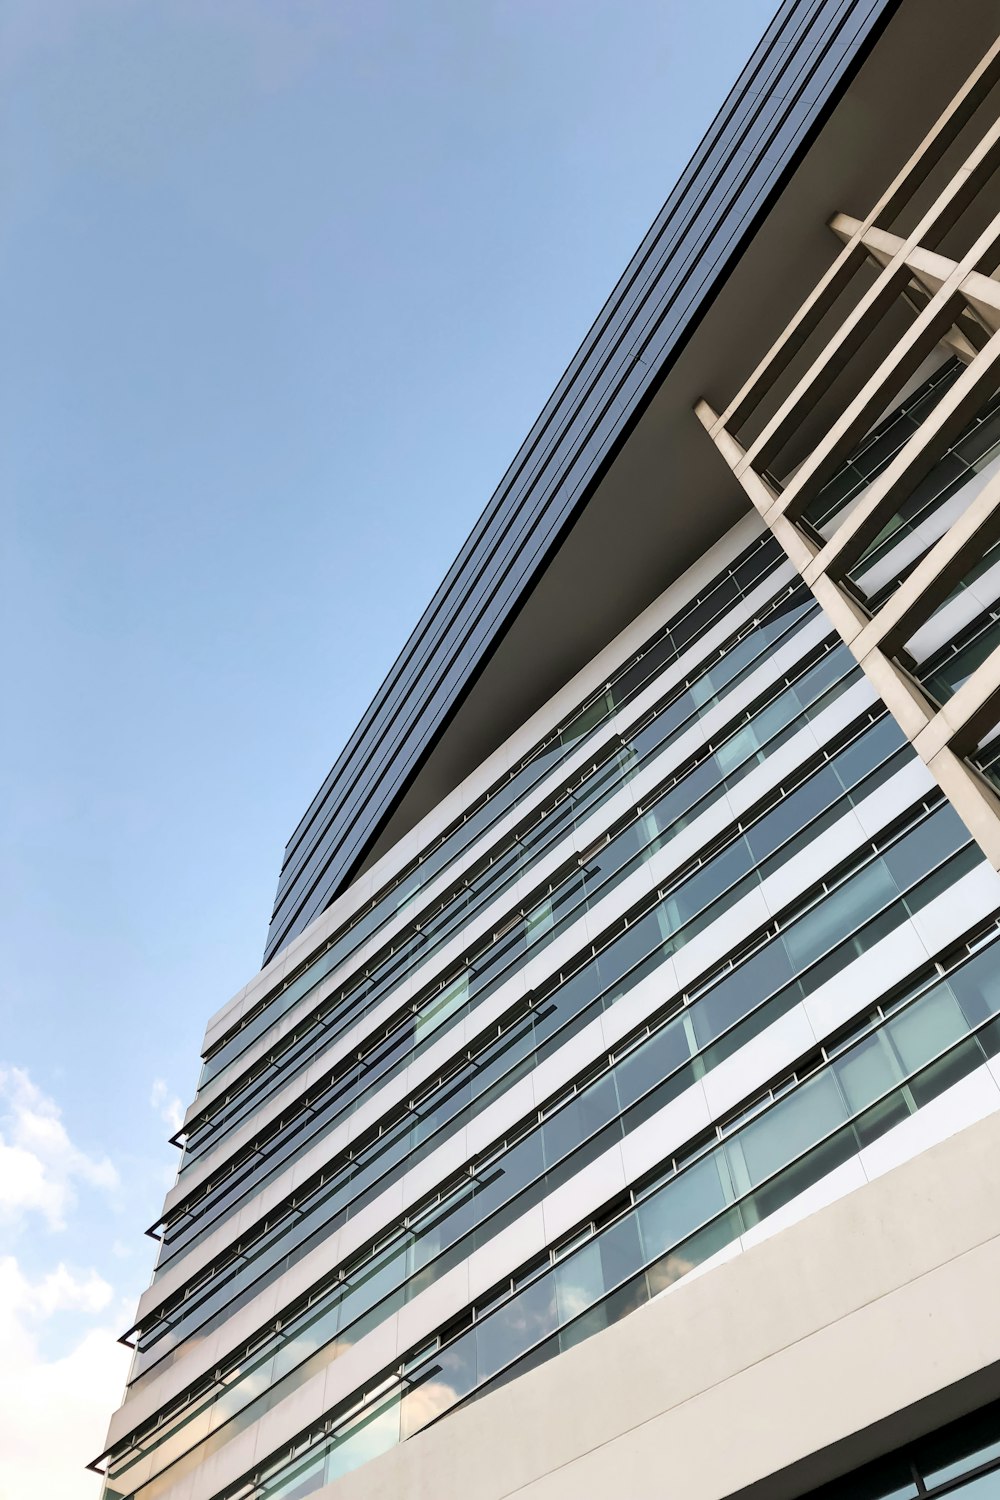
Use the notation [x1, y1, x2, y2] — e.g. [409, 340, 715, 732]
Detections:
[0, 1, 779, 1492]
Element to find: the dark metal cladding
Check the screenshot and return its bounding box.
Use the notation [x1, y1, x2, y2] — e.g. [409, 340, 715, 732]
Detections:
[264, 0, 900, 964]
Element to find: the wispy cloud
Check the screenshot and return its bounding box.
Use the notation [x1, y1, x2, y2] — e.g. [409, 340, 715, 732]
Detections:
[149, 1078, 183, 1135]
[5, 1258, 113, 1318]
[0, 1066, 119, 1231]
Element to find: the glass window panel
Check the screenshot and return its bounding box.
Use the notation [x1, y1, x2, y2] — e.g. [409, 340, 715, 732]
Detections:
[539, 1094, 590, 1169]
[525, 898, 555, 946]
[562, 691, 613, 748]
[414, 972, 468, 1043]
[612, 641, 670, 708]
[978, 1015, 1000, 1060]
[597, 1211, 645, 1291]
[558, 1296, 611, 1352]
[637, 1154, 733, 1265]
[803, 464, 862, 530]
[853, 1089, 912, 1150]
[715, 721, 763, 775]
[541, 1073, 620, 1168]
[743, 1129, 856, 1228]
[476, 1276, 558, 1384]
[574, 1069, 623, 1139]
[553, 1241, 605, 1325]
[211, 1349, 274, 1424]
[883, 806, 966, 888]
[594, 910, 661, 996]
[799, 647, 853, 703]
[905, 842, 981, 914]
[340, 1245, 405, 1326]
[693, 942, 796, 1047]
[271, 1300, 341, 1383]
[471, 1029, 532, 1094]
[726, 1073, 847, 1197]
[400, 1335, 476, 1441]
[783, 862, 897, 973]
[260, 1444, 326, 1500]
[687, 842, 755, 923]
[833, 1031, 903, 1114]
[907, 1036, 982, 1109]
[407, 1204, 463, 1278]
[748, 772, 837, 864]
[835, 716, 907, 786]
[597, 1272, 649, 1325]
[952, 949, 1000, 1027]
[961, 406, 1000, 467]
[886, 985, 969, 1075]
[701, 981, 796, 1068]
[483, 1129, 545, 1208]
[478, 1331, 559, 1398]
[150, 1404, 213, 1467]
[324, 1393, 401, 1485]
[647, 1206, 744, 1296]
[944, 1471, 1000, 1497]
[344, 1290, 406, 1356]
[922, 1412, 1000, 1488]
[616, 1018, 694, 1110]
[675, 582, 739, 651]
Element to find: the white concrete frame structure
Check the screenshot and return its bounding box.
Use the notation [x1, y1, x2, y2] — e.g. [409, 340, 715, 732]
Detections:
[97, 12, 1000, 1500]
[697, 38, 1000, 871]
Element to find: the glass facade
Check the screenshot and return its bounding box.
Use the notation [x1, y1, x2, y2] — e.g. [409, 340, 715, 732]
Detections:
[109, 922, 1000, 1500]
[157, 659, 871, 1273]
[97, 41, 1000, 1486]
[133, 739, 952, 1382]
[188, 536, 788, 1117]
[97, 361, 1000, 1500]
[198, 536, 784, 1096]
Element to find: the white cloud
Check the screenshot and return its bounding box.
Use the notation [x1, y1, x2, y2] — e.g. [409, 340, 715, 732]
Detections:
[15, 1261, 114, 1318]
[0, 1067, 119, 1231]
[149, 1078, 184, 1135]
[0, 1255, 131, 1500]
[0, 1073, 132, 1496]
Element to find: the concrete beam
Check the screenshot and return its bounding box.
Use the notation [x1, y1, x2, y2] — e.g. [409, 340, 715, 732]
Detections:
[802, 319, 1000, 583]
[715, 35, 1000, 436]
[852, 467, 1000, 659]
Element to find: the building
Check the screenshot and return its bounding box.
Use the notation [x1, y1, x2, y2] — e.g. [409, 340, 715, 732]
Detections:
[95, 3, 1000, 1498]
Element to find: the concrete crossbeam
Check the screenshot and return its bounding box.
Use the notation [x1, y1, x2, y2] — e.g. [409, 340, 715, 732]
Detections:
[696, 40, 1000, 875]
[714, 36, 1000, 437]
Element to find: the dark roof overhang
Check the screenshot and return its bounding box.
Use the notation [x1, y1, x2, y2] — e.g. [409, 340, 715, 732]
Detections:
[264, 0, 999, 963]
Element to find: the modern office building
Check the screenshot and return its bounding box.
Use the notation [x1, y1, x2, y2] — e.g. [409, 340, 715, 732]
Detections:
[96, 3, 1000, 1498]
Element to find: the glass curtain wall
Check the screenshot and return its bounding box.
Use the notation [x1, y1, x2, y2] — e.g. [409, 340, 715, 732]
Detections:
[100, 369, 1000, 1500]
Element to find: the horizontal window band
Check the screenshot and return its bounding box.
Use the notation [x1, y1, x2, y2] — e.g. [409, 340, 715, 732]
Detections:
[106, 916, 1000, 1495]
[141, 693, 891, 1332]
[186, 574, 812, 1156]
[202, 537, 785, 1080]
[163, 614, 845, 1235]
[124, 783, 965, 1391]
